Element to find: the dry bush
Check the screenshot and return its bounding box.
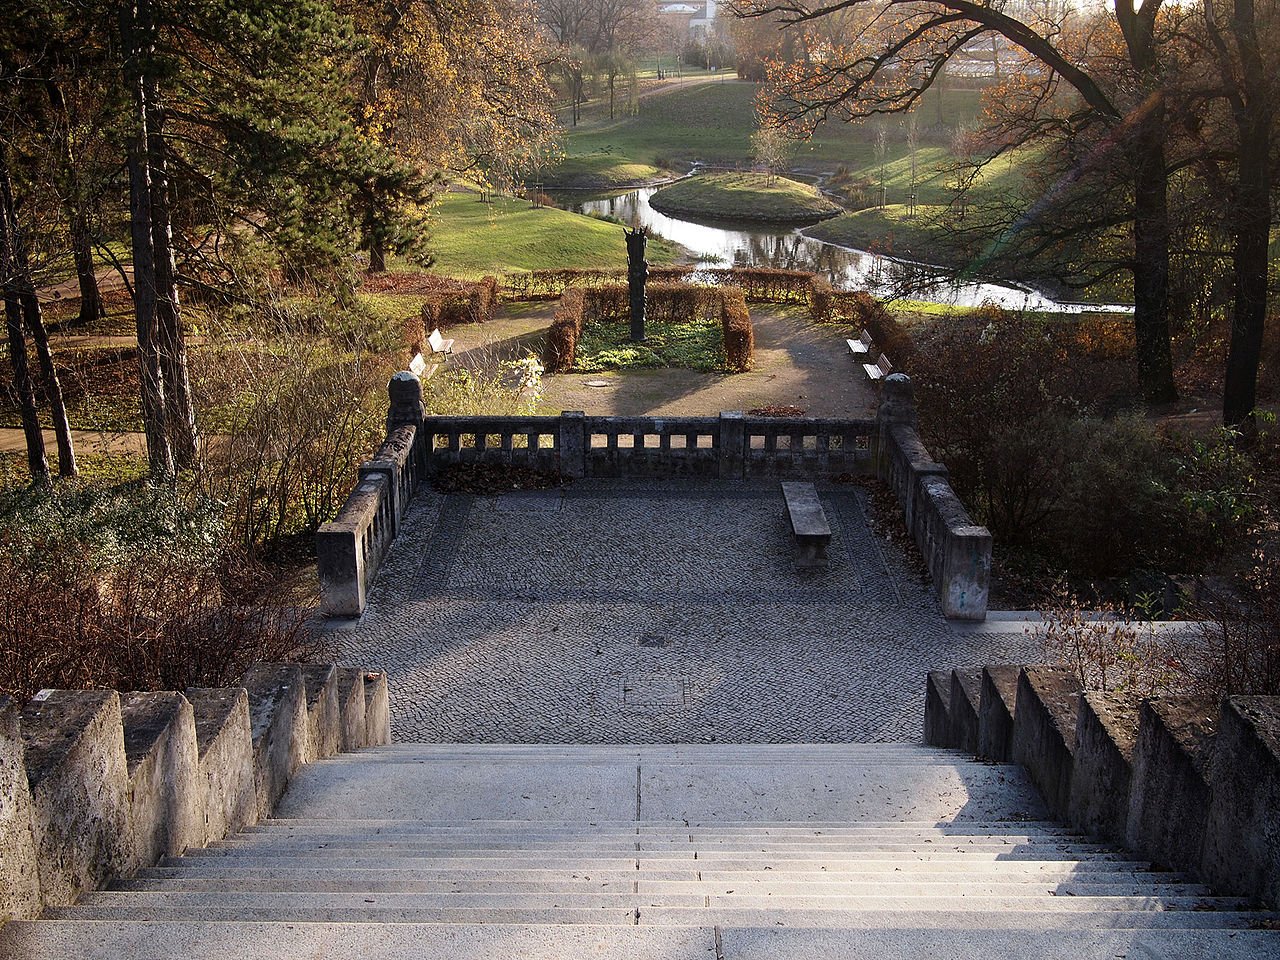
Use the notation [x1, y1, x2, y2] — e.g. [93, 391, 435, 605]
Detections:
[0, 490, 320, 703]
[419, 275, 501, 334]
[192, 331, 392, 554]
[543, 288, 586, 372]
[1037, 586, 1187, 697]
[720, 287, 754, 372]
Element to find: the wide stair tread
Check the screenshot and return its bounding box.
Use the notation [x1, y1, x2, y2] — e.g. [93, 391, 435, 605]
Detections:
[4, 743, 1279, 959]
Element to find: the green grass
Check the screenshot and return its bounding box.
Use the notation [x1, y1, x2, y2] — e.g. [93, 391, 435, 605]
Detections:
[542, 152, 668, 189]
[805, 204, 959, 260]
[564, 81, 986, 168]
[574, 319, 726, 372]
[423, 191, 680, 278]
[649, 173, 842, 223]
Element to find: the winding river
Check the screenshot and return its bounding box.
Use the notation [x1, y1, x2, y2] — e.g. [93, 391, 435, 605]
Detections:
[561, 186, 1129, 313]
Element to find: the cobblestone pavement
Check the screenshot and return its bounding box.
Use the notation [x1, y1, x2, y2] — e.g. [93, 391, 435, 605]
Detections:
[326, 479, 1042, 744]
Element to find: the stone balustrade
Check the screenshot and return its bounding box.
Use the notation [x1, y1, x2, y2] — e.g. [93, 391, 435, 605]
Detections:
[925, 665, 1280, 908]
[0, 665, 391, 924]
[318, 371, 992, 622]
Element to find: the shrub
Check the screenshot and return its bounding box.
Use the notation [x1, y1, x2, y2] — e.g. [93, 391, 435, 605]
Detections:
[720, 287, 754, 372]
[0, 485, 319, 703]
[420, 274, 501, 333]
[543, 288, 586, 372]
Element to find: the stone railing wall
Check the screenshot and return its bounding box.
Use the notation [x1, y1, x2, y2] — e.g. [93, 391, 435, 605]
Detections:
[0, 664, 390, 924]
[925, 665, 1280, 908]
[318, 371, 990, 621]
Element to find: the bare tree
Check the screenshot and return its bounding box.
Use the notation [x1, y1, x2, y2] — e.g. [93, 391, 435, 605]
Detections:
[731, 0, 1179, 404]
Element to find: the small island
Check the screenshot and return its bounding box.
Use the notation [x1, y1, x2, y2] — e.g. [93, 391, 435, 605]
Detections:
[649, 172, 843, 224]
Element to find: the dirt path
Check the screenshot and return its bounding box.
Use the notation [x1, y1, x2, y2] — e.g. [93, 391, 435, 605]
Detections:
[0, 427, 147, 457]
[442, 303, 879, 419]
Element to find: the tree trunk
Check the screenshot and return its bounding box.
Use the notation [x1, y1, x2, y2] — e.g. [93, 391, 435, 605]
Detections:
[45, 78, 104, 327]
[146, 79, 198, 467]
[368, 234, 387, 272]
[3, 296, 48, 486]
[121, 0, 174, 481]
[0, 171, 49, 486]
[1219, 0, 1272, 433]
[1, 155, 76, 476]
[1128, 105, 1178, 404]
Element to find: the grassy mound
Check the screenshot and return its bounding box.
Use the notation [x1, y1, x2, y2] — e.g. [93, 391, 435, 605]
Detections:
[543, 152, 667, 189]
[648, 173, 842, 224]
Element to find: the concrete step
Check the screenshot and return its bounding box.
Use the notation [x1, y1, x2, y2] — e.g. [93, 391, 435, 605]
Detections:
[249, 824, 1080, 839]
[59, 890, 1248, 915]
[208, 835, 1112, 853]
[7, 920, 1279, 960]
[109, 876, 1215, 898]
[129, 865, 1186, 885]
[173, 846, 1135, 865]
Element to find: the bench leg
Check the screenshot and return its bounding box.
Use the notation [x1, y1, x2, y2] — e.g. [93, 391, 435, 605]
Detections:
[794, 539, 830, 572]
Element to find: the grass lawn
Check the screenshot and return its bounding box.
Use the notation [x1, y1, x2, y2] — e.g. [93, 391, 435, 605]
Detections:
[421, 191, 681, 278]
[649, 173, 842, 224]
[564, 80, 986, 169]
[805, 204, 962, 261]
[542, 152, 669, 189]
[574, 318, 727, 372]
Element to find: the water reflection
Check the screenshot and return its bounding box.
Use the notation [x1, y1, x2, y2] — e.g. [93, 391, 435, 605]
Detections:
[558, 187, 1128, 313]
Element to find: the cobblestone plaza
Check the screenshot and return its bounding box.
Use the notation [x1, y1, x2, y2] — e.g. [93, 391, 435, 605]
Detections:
[327, 479, 1041, 743]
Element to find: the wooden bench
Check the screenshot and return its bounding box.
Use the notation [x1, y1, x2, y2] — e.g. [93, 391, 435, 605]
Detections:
[864, 352, 893, 381]
[781, 481, 831, 571]
[846, 328, 874, 360]
[427, 328, 454, 359]
[408, 352, 439, 381]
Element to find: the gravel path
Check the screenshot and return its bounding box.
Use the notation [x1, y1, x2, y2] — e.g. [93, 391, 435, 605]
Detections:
[325, 478, 1041, 744]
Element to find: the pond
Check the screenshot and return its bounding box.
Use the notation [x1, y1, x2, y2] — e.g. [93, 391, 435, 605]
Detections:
[557, 186, 1129, 313]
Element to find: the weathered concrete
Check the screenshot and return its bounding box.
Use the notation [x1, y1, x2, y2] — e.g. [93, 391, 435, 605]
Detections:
[20, 690, 132, 906]
[301, 665, 341, 763]
[336, 669, 368, 751]
[1068, 692, 1139, 844]
[186, 688, 258, 846]
[947, 669, 982, 754]
[1203, 697, 1280, 907]
[923, 671, 952, 748]
[0, 696, 40, 922]
[1010, 667, 1082, 819]
[557, 410, 586, 479]
[364, 672, 391, 747]
[387, 370, 424, 433]
[120, 692, 201, 869]
[977, 666, 1020, 762]
[241, 665, 308, 821]
[1126, 697, 1217, 876]
[318, 474, 390, 618]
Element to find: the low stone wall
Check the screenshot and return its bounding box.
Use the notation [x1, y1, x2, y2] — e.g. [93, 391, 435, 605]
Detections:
[924, 665, 1280, 908]
[318, 372, 992, 622]
[0, 664, 391, 925]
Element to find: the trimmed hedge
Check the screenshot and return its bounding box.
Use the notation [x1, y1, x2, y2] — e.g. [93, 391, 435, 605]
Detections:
[543, 282, 754, 373]
[416, 275, 500, 347]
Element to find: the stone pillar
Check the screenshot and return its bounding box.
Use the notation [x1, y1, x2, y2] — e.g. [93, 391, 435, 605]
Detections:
[1202, 696, 1280, 907]
[120, 691, 202, 869]
[719, 411, 745, 480]
[387, 370, 424, 434]
[877, 372, 918, 427]
[559, 411, 586, 479]
[0, 696, 40, 922]
[21, 690, 133, 906]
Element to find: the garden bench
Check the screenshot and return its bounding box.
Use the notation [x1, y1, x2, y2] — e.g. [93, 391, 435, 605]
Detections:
[846, 329, 874, 360]
[408, 353, 439, 381]
[864, 352, 893, 381]
[427, 328, 455, 359]
[781, 481, 831, 571]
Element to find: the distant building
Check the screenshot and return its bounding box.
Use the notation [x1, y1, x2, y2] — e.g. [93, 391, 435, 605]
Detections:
[657, 0, 717, 42]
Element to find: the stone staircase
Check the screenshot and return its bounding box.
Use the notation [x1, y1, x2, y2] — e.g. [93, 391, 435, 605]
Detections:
[3, 743, 1279, 958]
